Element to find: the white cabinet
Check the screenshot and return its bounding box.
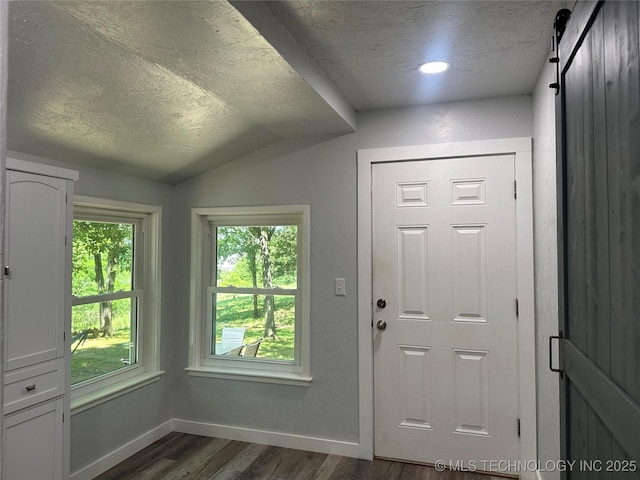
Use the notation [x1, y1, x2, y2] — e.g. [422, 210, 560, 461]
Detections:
[3, 159, 77, 480]
[5, 399, 65, 480]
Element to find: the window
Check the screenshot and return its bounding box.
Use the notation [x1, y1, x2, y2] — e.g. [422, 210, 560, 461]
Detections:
[71, 197, 163, 412]
[188, 206, 311, 385]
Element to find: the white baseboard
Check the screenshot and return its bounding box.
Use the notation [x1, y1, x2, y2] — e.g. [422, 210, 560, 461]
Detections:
[70, 419, 174, 480]
[173, 418, 361, 458]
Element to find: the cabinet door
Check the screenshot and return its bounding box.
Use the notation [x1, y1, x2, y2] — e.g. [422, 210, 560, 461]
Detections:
[5, 170, 67, 370]
[4, 399, 64, 480]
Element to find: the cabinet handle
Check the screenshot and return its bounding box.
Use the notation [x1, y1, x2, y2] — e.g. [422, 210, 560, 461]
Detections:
[25, 384, 36, 392]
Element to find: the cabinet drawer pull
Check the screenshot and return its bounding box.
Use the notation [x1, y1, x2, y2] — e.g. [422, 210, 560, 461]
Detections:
[25, 384, 36, 392]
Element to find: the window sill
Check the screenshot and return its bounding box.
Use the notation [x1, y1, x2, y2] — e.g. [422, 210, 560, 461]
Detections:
[71, 370, 165, 415]
[185, 367, 312, 387]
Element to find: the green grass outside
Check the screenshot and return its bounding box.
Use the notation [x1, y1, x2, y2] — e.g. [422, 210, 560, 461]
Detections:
[71, 329, 132, 384]
[215, 293, 295, 360]
[71, 294, 296, 385]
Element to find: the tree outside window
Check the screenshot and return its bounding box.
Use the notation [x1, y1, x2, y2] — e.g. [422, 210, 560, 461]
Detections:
[71, 220, 139, 385]
[213, 225, 298, 361]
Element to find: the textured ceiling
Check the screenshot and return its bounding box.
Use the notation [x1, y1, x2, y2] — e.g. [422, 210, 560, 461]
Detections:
[7, 1, 566, 184]
[7, 1, 353, 183]
[268, 1, 563, 111]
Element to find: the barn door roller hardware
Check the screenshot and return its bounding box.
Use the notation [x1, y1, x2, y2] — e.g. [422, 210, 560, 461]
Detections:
[549, 331, 564, 378]
[554, 9, 572, 46]
[549, 8, 572, 95]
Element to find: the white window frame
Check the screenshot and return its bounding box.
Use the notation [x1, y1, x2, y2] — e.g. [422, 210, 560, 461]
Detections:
[70, 197, 164, 414]
[187, 205, 311, 386]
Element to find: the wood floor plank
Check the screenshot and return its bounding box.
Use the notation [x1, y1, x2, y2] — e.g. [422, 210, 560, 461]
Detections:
[325, 455, 379, 480]
[275, 449, 331, 480]
[394, 462, 442, 480]
[290, 449, 328, 479]
[93, 433, 502, 480]
[312, 454, 343, 480]
[190, 440, 254, 479]
[158, 437, 232, 480]
[234, 445, 327, 480]
[94, 433, 200, 480]
[164, 435, 218, 462]
[136, 458, 178, 479]
[233, 446, 281, 479]
[208, 442, 268, 480]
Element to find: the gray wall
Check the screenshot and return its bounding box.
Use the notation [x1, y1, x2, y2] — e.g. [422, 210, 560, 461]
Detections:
[532, 58, 561, 478]
[172, 96, 534, 442]
[5, 93, 542, 470]
[6, 150, 175, 474]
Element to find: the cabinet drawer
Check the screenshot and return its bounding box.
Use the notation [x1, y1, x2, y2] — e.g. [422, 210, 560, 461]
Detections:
[3, 359, 65, 414]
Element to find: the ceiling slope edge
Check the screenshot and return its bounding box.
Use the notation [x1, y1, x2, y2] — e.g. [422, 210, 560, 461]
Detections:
[230, 0, 357, 132]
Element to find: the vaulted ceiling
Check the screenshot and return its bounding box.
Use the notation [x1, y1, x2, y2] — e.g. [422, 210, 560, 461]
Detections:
[7, 1, 566, 184]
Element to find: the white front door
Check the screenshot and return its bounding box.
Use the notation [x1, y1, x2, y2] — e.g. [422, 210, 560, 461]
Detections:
[373, 154, 519, 467]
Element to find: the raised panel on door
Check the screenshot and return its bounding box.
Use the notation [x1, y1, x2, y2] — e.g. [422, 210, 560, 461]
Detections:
[4, 398, 64, 480]
[453, 349, 489, 436]
[396, 226, 429, 320]
[452, 225, 487, 324]
[397, 345, 432, 429]
[5, 170, 67, 370]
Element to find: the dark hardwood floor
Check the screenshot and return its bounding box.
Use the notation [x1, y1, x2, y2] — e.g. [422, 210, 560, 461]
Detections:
[94, 432, 508, 480]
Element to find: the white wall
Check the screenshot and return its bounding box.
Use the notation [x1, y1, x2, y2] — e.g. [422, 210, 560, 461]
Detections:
[532, 58, 561, 479]
[6, 150, 176, 475]
[172, 95, 534, 446]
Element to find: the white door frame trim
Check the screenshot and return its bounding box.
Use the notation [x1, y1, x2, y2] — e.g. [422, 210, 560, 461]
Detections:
[357, 137, 536, 479]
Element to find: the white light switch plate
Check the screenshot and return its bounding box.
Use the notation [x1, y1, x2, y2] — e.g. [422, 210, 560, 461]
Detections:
[335, 278, 346, 296]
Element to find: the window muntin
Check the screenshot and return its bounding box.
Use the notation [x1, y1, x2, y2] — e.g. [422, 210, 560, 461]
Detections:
[189, 206, 310, 384]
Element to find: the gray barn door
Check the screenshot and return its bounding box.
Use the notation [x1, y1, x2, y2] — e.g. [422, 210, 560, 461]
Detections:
[556, 1, 640, 477]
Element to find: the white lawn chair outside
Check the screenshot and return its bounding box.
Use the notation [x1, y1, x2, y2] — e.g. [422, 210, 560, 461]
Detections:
[221, 327, 245, 344]
[216, 327, 245, 354]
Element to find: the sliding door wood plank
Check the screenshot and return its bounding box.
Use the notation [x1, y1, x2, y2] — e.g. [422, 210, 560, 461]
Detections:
[603, 0, 640, 406]
[579, 17, 599, 366]
[587, 407, 612, 480]
[565, 36, 588, 355]
[589, 11, 611, 376]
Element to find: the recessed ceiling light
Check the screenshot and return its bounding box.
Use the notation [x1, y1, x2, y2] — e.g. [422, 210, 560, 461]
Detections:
[419, 61, 450, 74]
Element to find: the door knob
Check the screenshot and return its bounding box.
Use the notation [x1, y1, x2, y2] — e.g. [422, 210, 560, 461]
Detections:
[377, 299, 386, 309]
[376, 320, 387, 330]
